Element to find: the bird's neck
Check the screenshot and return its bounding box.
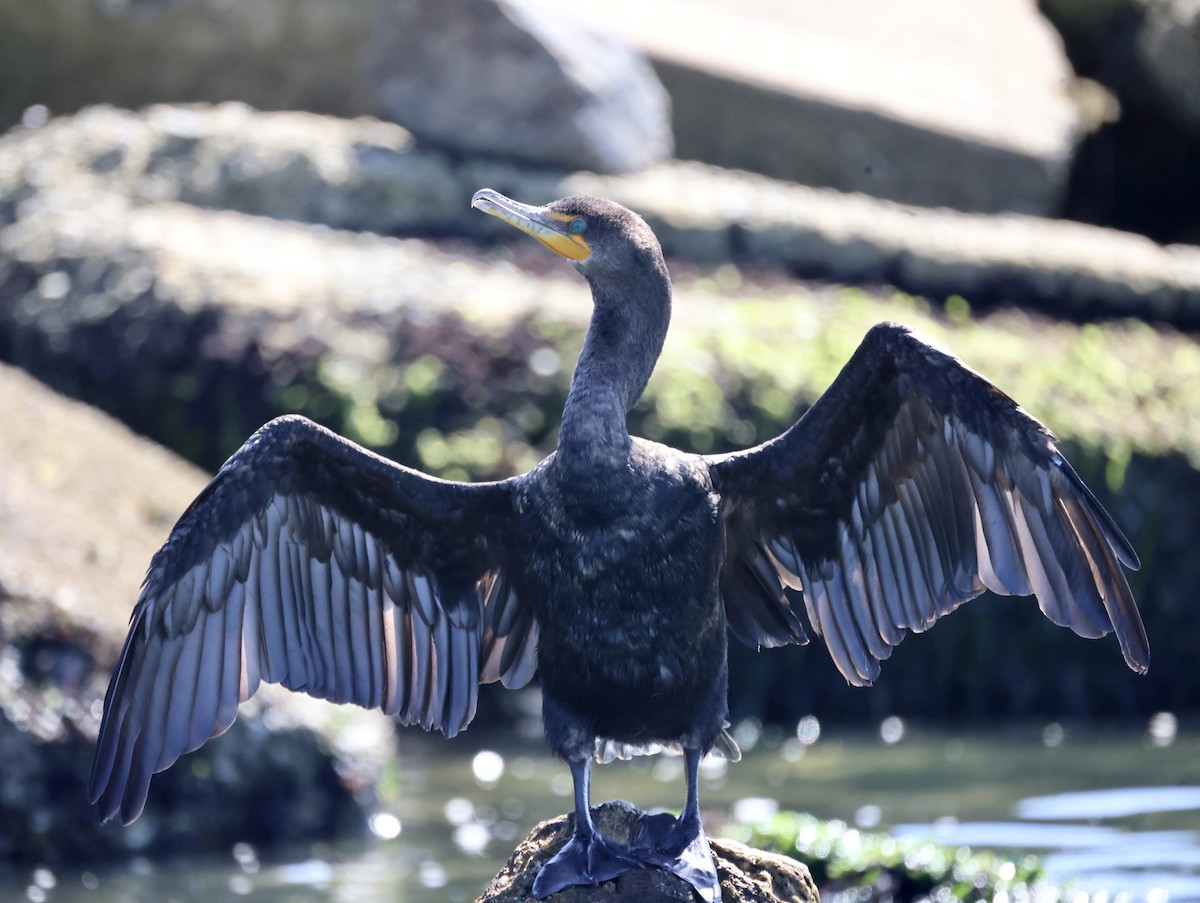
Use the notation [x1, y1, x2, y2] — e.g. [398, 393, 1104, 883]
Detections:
[558, 265, 670, 471]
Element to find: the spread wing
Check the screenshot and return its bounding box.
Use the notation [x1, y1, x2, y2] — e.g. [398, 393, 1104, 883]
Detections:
[89, 415, 537, 824]
[708, 323, 1149, 685]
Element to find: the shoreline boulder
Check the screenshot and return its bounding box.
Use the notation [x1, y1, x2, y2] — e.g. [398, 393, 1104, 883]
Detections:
[361, 0, 673, 173]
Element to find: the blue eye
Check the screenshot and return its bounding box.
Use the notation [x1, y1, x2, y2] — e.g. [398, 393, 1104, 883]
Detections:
[569, 218, 587, 234]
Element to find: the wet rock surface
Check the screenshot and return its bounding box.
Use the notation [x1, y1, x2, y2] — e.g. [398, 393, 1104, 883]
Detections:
[477, 800, 819, 903]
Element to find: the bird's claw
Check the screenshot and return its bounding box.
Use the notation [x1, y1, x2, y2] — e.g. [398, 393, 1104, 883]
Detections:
[631, 812, 722, 903]
[532, 829, 640, 898]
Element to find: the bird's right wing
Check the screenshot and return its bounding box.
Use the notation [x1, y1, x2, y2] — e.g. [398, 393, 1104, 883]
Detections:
[89, 415, 537, 824]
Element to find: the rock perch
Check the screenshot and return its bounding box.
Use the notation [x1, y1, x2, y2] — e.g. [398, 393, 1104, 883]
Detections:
[477, 800, 819, 903]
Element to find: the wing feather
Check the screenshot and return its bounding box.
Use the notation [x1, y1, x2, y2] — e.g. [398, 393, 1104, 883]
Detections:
[293, 539, 322, 687]
[406, 589, 433, 725]
[431, 605, 452, 731]
[188, 594, 228, 752]
[328, 562, 353, 703]
[254, 542, 287, 685]
[896, 481, 938, 627]
[499, 613, 540, 689]
[857, 511, 903, 647]
[158, 608, 203, 770]
[144, 619, 186, 770]
[865, 517, 905, 642]
[882, 504, 925, 630]
[1058, 493, 1143, 656]
[827, 561, 880, 682]
[837, 527, 890, 664]
[480, 573, 540, 688]
[215, 586, 244, 736]
[381, 591, 400, 715]
[362, 576, 385, 710]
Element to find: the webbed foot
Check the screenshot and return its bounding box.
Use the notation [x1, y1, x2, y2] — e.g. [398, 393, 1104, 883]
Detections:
[532, 828, 640, 898]
[631, 811, 721, 903]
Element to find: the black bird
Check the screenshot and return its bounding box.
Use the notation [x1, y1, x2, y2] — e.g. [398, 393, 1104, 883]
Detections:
[90, 190, 1149, 902]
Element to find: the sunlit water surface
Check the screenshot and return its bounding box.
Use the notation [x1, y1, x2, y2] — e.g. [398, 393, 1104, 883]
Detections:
[7, 721, 1198, 903]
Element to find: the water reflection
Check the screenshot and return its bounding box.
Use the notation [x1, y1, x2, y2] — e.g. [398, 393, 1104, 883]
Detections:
[471, 750, 505, 785]
[732, 796, 780, 824]
[418, 859, 448, 889]
[270, 859, 334, 887]
[796, 714, 821, 745]
[1018, 787, 1200, 820]
[895, 820, 1129, 849]
[880, 716, 905, 744]
[367, 812, 401, 840]
[1150, 713, 1179, 748]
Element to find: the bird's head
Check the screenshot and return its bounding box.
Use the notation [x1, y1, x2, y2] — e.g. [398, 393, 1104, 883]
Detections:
[471, 189, 665, 287]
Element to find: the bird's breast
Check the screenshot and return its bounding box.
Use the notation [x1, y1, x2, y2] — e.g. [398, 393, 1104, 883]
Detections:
[512, 454, 725, 689]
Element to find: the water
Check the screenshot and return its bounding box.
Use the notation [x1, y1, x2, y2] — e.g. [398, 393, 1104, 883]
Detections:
[6, 722, 1197, 902]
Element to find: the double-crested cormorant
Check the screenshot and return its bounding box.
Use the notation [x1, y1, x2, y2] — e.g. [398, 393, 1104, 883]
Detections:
[89, 190, 1149, 902]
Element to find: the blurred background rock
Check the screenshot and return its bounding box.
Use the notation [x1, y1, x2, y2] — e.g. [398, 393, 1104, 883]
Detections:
[0, 0, 1197, 878]
[2, 0, 1198, 237]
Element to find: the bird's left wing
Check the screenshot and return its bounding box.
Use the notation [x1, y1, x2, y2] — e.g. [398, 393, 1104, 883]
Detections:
[89, 415, 535, 824]
[706, 323, 1148, 685]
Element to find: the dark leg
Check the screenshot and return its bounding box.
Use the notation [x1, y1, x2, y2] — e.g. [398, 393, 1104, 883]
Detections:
[630, 748, 722, 902]
[532, 758, 639, 898]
